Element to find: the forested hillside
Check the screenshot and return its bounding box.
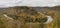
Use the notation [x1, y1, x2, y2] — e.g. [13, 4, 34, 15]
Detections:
[0, 6, 60, 28]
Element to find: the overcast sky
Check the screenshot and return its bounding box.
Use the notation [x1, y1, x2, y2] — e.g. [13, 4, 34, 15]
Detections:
[0, 0, 60, 8]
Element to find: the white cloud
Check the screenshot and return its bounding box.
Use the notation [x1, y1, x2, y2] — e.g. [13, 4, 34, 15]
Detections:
[0, 0, 60, 7]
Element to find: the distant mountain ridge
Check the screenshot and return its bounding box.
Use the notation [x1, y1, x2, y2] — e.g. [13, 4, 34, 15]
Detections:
[0, 6, 60, 14]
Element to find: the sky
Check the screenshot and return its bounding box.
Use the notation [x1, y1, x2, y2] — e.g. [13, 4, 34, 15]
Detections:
[0, 0, 60, 8]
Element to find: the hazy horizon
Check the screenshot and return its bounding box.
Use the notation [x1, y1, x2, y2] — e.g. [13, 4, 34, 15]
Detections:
[0, 0, 60, 8]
